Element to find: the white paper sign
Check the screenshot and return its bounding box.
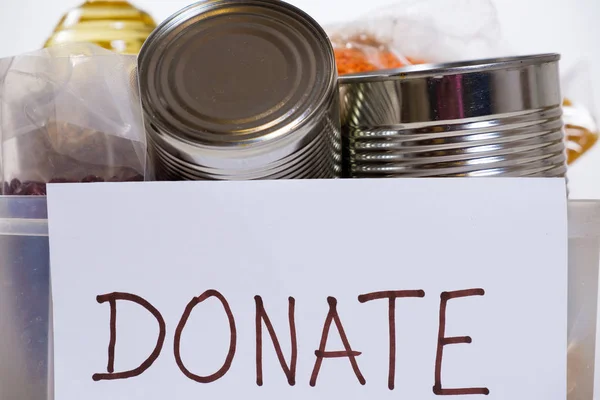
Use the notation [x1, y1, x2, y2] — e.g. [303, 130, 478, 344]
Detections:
[47, 178, 567, 400]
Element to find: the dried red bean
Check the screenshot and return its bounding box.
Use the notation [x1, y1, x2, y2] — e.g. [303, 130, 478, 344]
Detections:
[10, 178, 21, 194]
[3, 174, 144, 195]
[30, 185, 47, 196]
[81, 175, 105, 183]
[127, 175, 144, 182]
[49, 178, 76, 184]
[20, 182, 47, 196]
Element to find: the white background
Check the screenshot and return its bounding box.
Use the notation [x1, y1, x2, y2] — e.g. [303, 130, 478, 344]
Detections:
[0, 0, 598, 198]
[46, 179, 568, 400]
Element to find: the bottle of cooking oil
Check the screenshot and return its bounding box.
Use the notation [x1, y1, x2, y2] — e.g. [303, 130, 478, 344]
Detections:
[44, 0, 157, 54]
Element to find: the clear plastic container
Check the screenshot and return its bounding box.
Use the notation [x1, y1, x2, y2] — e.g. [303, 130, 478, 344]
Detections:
[0, 196, 598, 400]
[568, 200, 600, 399]
[0, 197, 50, 400]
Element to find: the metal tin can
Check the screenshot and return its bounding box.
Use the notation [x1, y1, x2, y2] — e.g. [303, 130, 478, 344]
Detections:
[339, 54, 567, 178]
[138, 0, 341, 180]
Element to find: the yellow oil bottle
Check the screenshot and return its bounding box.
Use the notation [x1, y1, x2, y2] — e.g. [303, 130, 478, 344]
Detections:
[44, 0, 157, 54]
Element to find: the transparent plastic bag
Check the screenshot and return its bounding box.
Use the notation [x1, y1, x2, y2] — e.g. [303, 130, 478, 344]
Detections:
[327, 1, 598, 163]
[326, 0, 508, 75]
[0, 43, 146, 195]
[562, 62, 599, 165]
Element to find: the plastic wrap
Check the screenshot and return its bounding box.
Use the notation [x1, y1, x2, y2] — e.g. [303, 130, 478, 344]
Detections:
[562, 62, 599, 165]
[326, 1, 597, 163]
[327, 0, 506, 75]
[0, 43, 147, 195]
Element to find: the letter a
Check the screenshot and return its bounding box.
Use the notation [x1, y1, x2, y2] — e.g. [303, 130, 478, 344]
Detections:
[310, 297, 365, 386]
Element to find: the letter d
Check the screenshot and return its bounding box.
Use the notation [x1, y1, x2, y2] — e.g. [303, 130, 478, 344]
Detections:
[92, 292, 166, 381]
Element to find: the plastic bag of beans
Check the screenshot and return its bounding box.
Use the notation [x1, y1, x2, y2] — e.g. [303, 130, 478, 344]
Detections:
[0, 43, 146, 195]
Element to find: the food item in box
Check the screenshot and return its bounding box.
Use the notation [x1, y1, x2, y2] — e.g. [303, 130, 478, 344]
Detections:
[565, 126, 598, 165]
[1, 122, 145, 195]
[4, 175, 144, 196]
[327, 0, 504, 76]
[0, 44, 147, 194]
[328, 2, 598, 164]
[563, 98, 599, 164]
[340, 54, 567, 178]
[333, 33, 425, 75]
[44, 0, 157, 54]
[140, 0, 341, 181]
[335, 47, 403, 75]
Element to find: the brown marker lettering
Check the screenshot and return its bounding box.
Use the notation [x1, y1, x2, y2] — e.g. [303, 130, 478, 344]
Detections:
[310, 297, 366, 386]
[433, 289, 489, 396]
[173, 290, 237, 383]
[358, 290, 426, 390]
[92, 292, 166, 381]
[255, 296, 297, 386]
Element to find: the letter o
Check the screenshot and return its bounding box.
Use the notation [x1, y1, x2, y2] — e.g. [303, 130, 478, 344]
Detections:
[173, 290, 237, 383]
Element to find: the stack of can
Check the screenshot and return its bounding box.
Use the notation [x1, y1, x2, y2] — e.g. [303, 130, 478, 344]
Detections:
[137, 0, 341, 180]
[339, 54, 567, 178]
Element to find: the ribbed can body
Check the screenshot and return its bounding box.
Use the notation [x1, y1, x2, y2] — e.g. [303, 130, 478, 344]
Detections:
[340, 54, 566, 178]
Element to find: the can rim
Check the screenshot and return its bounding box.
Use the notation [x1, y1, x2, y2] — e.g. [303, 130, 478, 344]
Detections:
[338, 53, 560, 85]
[138, 0, 338, 148]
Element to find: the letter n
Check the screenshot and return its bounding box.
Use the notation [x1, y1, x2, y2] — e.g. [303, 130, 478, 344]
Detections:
[255, 296, 297, 386]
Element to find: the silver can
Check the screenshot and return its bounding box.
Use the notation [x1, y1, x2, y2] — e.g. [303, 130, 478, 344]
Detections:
[138, 0, 341, 180]
[339, 54, 566, 178]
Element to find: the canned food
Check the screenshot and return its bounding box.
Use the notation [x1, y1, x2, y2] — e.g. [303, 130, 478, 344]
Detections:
[138, 0, 341, 180]
[339, 54, 567, 178]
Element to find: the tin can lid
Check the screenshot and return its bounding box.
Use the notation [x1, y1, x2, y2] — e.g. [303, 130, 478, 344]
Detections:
[138, 0, 336, 148]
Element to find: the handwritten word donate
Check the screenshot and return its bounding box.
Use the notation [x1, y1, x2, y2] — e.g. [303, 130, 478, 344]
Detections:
[92, 289, 488, 396]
